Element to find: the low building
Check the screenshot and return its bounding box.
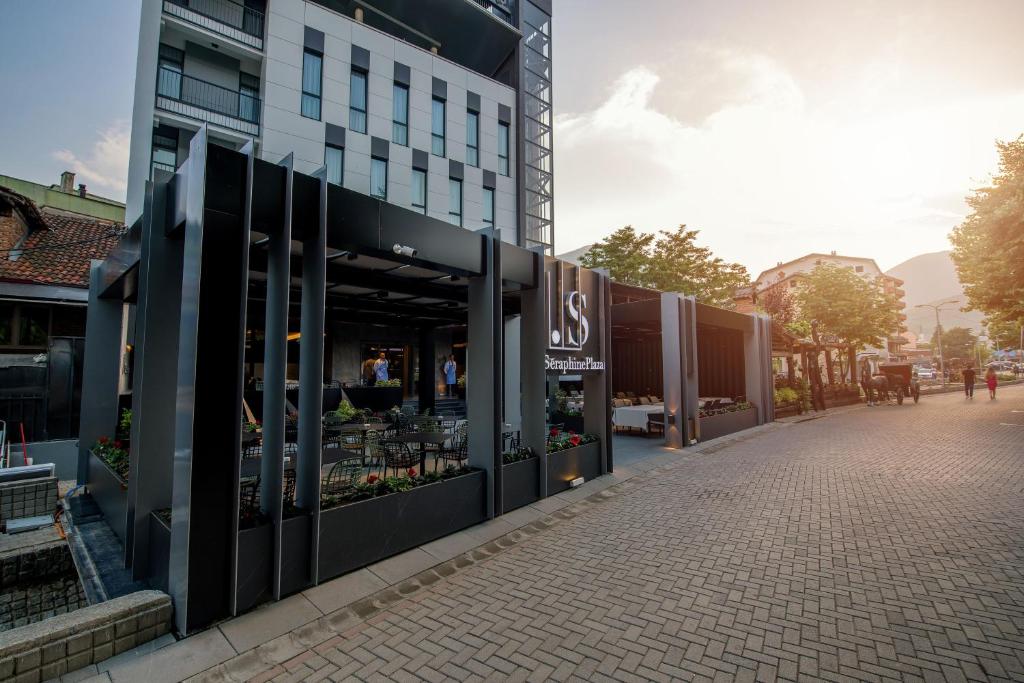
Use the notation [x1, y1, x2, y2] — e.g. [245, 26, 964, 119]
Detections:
[0, 177, 123, 446]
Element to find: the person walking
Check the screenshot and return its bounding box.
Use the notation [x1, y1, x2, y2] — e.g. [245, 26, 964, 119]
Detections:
[373, 352, 389, 383]
[443, 355, 458, 397]
[962, 365, 976, 399]
[860, 360, 875, 407]
[985, 365, 998, 400]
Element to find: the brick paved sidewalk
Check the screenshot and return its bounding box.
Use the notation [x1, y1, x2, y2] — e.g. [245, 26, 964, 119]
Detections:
[107, 386, 1024, 681]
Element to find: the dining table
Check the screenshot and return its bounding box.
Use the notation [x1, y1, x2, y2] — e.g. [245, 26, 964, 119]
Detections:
[381, 431, 449, 473]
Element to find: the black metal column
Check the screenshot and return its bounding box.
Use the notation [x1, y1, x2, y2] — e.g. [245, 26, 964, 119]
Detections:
[417, 328, 436, 416]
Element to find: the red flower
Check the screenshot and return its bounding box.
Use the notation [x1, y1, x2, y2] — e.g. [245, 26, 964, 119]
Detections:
[114, 440, 123, 449]
[407, 468, 417, 477]
[567, 430, 576, 435]
[569, 435, 581, 447]
[98, 436, 109, 444]
[367, 474, 379, 484]
[549, 428, 560, 437]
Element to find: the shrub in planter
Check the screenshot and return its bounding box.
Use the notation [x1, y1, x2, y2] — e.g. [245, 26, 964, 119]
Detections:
[698, 401, 752, 420]
[92, 436, 129, 481]
[502, 447, 539, 512]
[546, 428, 599, 453]
[320, 465, 471, 510]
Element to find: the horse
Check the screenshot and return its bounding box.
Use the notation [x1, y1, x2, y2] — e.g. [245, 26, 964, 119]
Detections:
[866, 373, 890, 405]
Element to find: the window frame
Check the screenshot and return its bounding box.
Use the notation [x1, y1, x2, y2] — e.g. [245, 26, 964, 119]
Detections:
[325, 144, 344, 186]
[392, 82, 409, 146]
[0, 303, 51, 350]
[349, 68, 368, 133]
[411, 168, 427, 214]
[466, 109, 479, 167]
[498, 122, 510, 176]
[431, 97, 446, 157]
[482, 186, 495, 229]
[448, 177, 463, 226]
[370, 156, 388, 200]
[301, 48, 323, 120]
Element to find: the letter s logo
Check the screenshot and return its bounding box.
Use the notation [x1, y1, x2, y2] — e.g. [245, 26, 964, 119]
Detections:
[565, 291, 589, 347]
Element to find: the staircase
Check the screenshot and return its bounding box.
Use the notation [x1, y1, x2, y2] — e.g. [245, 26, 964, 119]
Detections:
[407, 397, 467, 420]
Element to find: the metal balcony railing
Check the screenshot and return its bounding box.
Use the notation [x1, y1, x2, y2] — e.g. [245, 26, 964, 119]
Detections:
[163, 0, 265, 47]
[156, 66, 261, 135]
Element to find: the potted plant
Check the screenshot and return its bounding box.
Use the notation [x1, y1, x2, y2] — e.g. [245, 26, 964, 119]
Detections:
[698, 401, 758, 441]
[89, 436, 130, 543]
[545, 429, 601, 494]
[318, 465, 486, 581]
[502, 446, 539, 512]
[344, 379, 403, 412]
[773, 387, 801, 418]
[456, 373, 466, 400]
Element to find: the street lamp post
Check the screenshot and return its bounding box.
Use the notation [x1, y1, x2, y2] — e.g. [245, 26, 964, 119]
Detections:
[915, 300, 958, 385]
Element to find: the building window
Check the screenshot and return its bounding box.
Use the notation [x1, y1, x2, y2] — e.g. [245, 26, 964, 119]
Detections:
[350, 69, 367, 133]
[301, 49, 322, 120]
[466, 110, 479, 167]
[239, 72, 260, 123]
[482, 187, 494, 229]
[325, 145, 344, 186]
[370, 157, 388, 199]
[156, 44, 184, 99]
[151, 126, 178, 179]
[431, 97, 446, 157]
[448, 178, 462, 226]
[392, 83, 409, 146]
[412, 169, 427, 214]
[0, 304, 50, 349]
[498, 122, 510, 175]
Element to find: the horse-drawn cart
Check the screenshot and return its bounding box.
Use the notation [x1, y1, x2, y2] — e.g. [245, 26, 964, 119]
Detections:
[874, 362, 921, 405]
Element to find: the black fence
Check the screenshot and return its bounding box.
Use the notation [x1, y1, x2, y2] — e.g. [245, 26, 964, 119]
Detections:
[0, 337, 84, 443]
[164, 0, 265, 39]
[157, 67, 261, 126]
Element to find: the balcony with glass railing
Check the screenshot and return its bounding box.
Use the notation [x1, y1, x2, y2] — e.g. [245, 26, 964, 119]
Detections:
[162, 0, 265, 50]
[155, 66, 261, 136]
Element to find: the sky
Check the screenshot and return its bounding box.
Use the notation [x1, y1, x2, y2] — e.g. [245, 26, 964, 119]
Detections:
[1, 1, 1023, 276]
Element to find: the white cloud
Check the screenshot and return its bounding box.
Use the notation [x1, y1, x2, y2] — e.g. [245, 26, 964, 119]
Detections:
[553, 47, 1024, 274]
[52, 120, 130, 199]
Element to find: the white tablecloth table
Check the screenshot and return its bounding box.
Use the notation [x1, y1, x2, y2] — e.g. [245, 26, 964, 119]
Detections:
[612, 403, 664, 431]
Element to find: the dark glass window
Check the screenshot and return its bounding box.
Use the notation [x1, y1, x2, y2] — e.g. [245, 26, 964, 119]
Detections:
[498, 122, 510, 176]
[301, 49, 322, 120]
[466, 110, 479, 167]
[431, 98, 446, 157]
[412, 169, 427, 213]
[392, 83, 409, 145]
[325, 145, 344, 186]
[350, 69, 367, 133]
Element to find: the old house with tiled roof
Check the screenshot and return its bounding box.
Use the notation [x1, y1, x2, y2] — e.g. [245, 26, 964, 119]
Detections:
[0, 174, 123, 442]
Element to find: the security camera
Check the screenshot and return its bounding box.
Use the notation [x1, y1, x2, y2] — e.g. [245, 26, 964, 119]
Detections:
[392, 243, 417, 258]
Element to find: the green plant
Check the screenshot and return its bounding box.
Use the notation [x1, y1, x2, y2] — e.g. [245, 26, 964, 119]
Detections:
[546, 429, 598, 454]
[93, 436, 129, 481]
[119, 408, 132, 434]
[699, 401, 753, 419]
[334, 399, 359, 422]
[553, 388, 569, 413]
[244, 420, 260, 433]
[376, 378, 402, 387]
[457, 373, 466, 388]
[319, 465, 473, 510]
[503, 447, 536, 465]
[774, 387, 798, 405]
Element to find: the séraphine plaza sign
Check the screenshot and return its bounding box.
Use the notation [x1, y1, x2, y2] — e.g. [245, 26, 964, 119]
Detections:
[545, 260, 606, 372]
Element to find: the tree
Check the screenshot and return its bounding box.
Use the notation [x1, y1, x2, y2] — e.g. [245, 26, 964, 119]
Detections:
[930, 326, 977, 362]
[950, 135, 1024, 327]
[794, 264, 901, 350]
[758, 282, 797, 325]
[580, 224, 750, 308]
[647, 226, 750, 308]
[578, 226, 654, 287]
[985, 318, 1023, 353]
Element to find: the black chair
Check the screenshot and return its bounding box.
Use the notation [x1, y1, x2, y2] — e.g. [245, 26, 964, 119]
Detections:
[380, 441, 418, 478]
[241, 433, 262, 460]
[646, 412, 665, 437]
[239, 476, 260, 526]
[321, 457, 363, 497]
[436, 423, 468, 471]
[283, 469, 296, 510]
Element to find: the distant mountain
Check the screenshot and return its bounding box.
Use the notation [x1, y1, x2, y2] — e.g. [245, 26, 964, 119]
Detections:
[886, 251, 985, 341]
[556, 244, 592, 265]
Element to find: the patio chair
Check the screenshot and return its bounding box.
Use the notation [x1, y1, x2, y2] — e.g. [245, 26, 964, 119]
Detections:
[239, 476, 260, 524]
[379, 441, 418, 478]
[615, 392, 626, 399]
[638, 396, 651, 405]
[436, 423, 468, 471]
[241, 433, 262, 460]
[283, 470, 296, 510]
[363, 430, 382, 469]
[646, 413, 665, 438]
[321, 457, 363, 497]
[339, 427, 365, 458]
[322, 413, 345, 449]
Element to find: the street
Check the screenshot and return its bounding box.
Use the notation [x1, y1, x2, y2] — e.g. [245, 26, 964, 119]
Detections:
[190, 386, 1024, 682]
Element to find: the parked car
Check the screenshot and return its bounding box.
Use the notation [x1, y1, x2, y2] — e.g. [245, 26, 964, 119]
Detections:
[915, 365, 936, 380]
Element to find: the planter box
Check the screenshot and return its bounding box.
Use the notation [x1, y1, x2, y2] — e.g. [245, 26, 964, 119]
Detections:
[502, 457, 539, 513]
[280, 513, 311, 595]
[343, 386, 404, 413]
[88, 450, 128, 545]
[318, 469, 487, 582]
[236, 522, 273, 613]
[774, 402, 801, 419]
[824, 391, 861, 409]
[147, 512, 171, 593]
[550, 412, 584, 434]
[546, 442, 602, 495]
[699, 406, 759, 441]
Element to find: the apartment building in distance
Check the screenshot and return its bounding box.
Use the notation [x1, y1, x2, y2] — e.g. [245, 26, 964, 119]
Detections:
[125, 0, 554, 253]
[738, 251, 908, 355]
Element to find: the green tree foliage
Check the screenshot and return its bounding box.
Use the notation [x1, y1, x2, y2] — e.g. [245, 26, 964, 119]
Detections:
[985, 318, 1023, 351]
[794, 264, 901, 350]
[950, 135, 1024, 327]
[931, 326, 977, 362]
[580, 225, 749, 308]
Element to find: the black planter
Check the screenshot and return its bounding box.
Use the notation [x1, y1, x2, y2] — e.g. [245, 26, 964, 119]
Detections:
[699, 407, 759, 441]
[148, 511, 171, 593]
[318, 469, 487, 582]
[343, 386, 404, 413]
[280, 513, 311, 595]
[774, 402, 800, 419]
[88, 450, 128, 545]
[236, 522, 274, 613]
[550, 413, 584, 434]
[502, 457, 539, 513]
[546, 442, 602, 495]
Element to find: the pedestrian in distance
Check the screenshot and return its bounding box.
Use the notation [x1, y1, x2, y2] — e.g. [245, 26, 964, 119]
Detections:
[860, 360, 875, 407]
[443, 354, 457, 397]
[373, 352, 389, 383]
[962, 365, 976, 399]
[985, 365, 998, 399]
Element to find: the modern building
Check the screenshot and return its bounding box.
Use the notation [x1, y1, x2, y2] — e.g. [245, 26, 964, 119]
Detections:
[738, 251, 908, 356]
[0, 176, 123, 447]
[126, 0, 553, 254]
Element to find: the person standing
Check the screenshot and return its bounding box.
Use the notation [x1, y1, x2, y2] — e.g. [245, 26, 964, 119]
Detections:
[373, 352, 389, 383]
[362, 355, 377, 386]
[443, 354, 457, 397]
[985, 365, 998, 399]
[860, 360, 875, 407]
[962, 365, 976, 398]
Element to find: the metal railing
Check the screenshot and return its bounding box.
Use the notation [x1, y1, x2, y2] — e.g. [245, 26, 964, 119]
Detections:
[0, 395, 47, 443]
[156, 66, 261, 128]
[164, 0, 264, 41]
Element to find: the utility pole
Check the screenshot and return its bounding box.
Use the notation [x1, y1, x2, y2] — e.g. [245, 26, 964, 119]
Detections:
[915, 300, 958, 385]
